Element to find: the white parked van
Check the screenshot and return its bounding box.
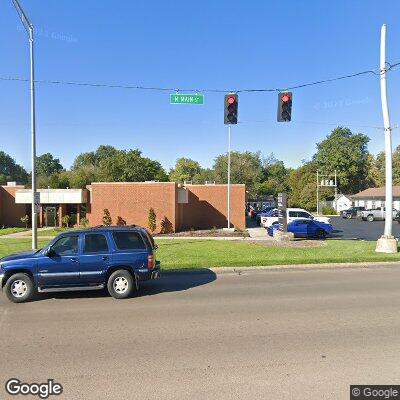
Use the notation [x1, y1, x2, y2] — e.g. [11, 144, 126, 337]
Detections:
[261, 208, 331, 228]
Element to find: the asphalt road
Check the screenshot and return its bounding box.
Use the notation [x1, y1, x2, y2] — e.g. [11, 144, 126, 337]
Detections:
[1, 266, 400, 400]
[330, 216, 400, 241]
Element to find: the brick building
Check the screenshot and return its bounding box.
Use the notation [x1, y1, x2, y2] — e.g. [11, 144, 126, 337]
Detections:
[0, 182, 246, 232]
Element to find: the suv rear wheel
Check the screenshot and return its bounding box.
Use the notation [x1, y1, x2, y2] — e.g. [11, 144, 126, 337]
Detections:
[367, 214, 374, 222]
[5, 273, 35, 303]
[107, 270, 135, 299]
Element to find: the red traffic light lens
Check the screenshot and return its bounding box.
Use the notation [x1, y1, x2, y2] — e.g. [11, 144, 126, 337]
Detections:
[227, 96, 236, 104]
[281, 94, 290, 103]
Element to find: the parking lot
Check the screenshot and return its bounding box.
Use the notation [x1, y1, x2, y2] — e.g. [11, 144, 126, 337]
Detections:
[330, 216, 400, 241]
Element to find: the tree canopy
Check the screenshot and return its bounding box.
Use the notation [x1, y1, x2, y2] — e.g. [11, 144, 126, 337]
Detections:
[1, 125, 392, 209]
[213, 151, 264, 196]
[169, 158, 202, 183]
[0, 151, 28, 185]
[36, 153, 63, 176]
[313, 127, 370, 194]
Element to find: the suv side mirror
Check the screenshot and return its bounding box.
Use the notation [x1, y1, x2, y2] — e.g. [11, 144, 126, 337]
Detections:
[45, 247, 56, 257]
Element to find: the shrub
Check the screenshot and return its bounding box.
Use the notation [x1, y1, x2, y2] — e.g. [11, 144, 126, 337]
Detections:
[62, 215, 71, 228]
[70, 214, 77, 226]
[148, 208, 157, 233]
[160, 217, 173, 234]
[321, 206, 337, 215]
[80, 217, 89, 228]
[20, 215, 29, 228]
[102, 209, 112, 226]
[116, 216, 126, 226]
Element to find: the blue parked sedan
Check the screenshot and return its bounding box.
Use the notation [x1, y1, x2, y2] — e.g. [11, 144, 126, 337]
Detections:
[267, 218, 333, 239]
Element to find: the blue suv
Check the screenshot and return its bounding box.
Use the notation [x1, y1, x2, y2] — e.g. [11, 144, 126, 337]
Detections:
[0, 226, 160, 303]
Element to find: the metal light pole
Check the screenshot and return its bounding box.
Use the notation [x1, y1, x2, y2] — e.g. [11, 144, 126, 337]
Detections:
[376, 24, 397, 253]
[227, 126, 231, 229]
[316, 170, 319, 215]
[12, 0, 37, 249]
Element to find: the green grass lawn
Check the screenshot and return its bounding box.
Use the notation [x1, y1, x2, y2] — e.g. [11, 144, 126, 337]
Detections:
[156, 239, 400, 269]
[0, 238, 399, 269]
[37, 228, 71, 237]
[0, 227, 28, 236]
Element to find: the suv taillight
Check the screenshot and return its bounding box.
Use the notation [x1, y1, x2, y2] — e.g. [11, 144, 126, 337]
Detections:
[148, 255, 155, 270]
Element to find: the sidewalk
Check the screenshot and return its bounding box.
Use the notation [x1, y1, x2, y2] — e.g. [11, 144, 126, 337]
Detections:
[0, 227, 53, 239]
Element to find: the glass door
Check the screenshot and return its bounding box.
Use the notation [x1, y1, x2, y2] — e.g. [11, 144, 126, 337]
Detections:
[45, 207, 57, 227]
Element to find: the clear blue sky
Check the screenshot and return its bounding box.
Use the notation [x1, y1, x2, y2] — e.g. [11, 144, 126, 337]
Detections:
[1, 0, 400, 172]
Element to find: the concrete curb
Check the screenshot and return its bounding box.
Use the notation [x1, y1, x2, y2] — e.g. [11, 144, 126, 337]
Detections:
[163, 261, 400, 275]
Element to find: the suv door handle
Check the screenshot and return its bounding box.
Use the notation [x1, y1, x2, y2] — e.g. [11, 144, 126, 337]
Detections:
[70, 258, 78, 263]
[102, 256, 109, 261]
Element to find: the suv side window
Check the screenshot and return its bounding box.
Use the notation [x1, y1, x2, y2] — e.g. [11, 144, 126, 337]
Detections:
[52, 235, 79, 256]
[84, 234, 109, 254]
[112, 232, 146, 251]
[288, 211, 297, 218]
[298, 212, 312, 218]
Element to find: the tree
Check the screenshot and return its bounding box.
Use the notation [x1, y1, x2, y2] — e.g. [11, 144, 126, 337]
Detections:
[169, 158, 202, 183]
[287, 162, 317, 210]
[102, 209, 112, 226]
[313, 127, 370, 194]
[98, 149, 168, 182]
[0, 151, 28, 185]
[72, 145, 118, 169]
[148, 208, 157, 232]
[374, 145, 400, 186]
[67, 165, 99, 189]
[256, 154, 291, 197]
[192, 168, 216, 184]
[20, 215, 29, 228]
[365, 153, 384, 188]
[213, 151, 264, 196]
[36, 153, 63, 176]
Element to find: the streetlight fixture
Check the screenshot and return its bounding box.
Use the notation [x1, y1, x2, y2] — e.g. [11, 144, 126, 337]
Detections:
[11, 0, 38, 249]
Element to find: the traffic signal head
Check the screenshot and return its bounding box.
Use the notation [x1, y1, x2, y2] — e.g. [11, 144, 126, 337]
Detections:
[277, 92, 292, 122]
[224, 93, 238, 124]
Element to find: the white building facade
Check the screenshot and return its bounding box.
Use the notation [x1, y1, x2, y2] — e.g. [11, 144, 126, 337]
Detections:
[352, 186, 400, 210]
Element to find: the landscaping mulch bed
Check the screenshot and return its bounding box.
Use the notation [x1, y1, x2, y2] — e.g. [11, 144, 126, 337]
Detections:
[155, 229, 249, 238]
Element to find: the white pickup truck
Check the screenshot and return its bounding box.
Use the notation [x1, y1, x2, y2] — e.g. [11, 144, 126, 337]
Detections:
[360, 208, 398, 222]
[260, 208, 331, 228]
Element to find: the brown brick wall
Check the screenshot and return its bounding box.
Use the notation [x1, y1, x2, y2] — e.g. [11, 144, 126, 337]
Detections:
[86, 182, 246, 232]
[86, 183, 178, 233]
[178, 184, 246, 230]
[0, 186, 27, 227]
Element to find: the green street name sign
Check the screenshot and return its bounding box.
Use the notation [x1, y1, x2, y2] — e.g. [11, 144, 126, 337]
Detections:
[170, 94, 204, 105]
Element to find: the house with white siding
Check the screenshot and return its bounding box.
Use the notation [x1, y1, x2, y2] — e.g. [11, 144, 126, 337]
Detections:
[334, 194, 353, 212]
[352, 186, 400, 210]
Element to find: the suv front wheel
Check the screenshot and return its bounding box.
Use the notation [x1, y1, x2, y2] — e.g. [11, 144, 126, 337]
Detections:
[5, 273, 35, 303]
[107, 270, 135, 299]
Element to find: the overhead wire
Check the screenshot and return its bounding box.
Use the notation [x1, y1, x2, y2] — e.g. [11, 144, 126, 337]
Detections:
[0, 61, 398, 94]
